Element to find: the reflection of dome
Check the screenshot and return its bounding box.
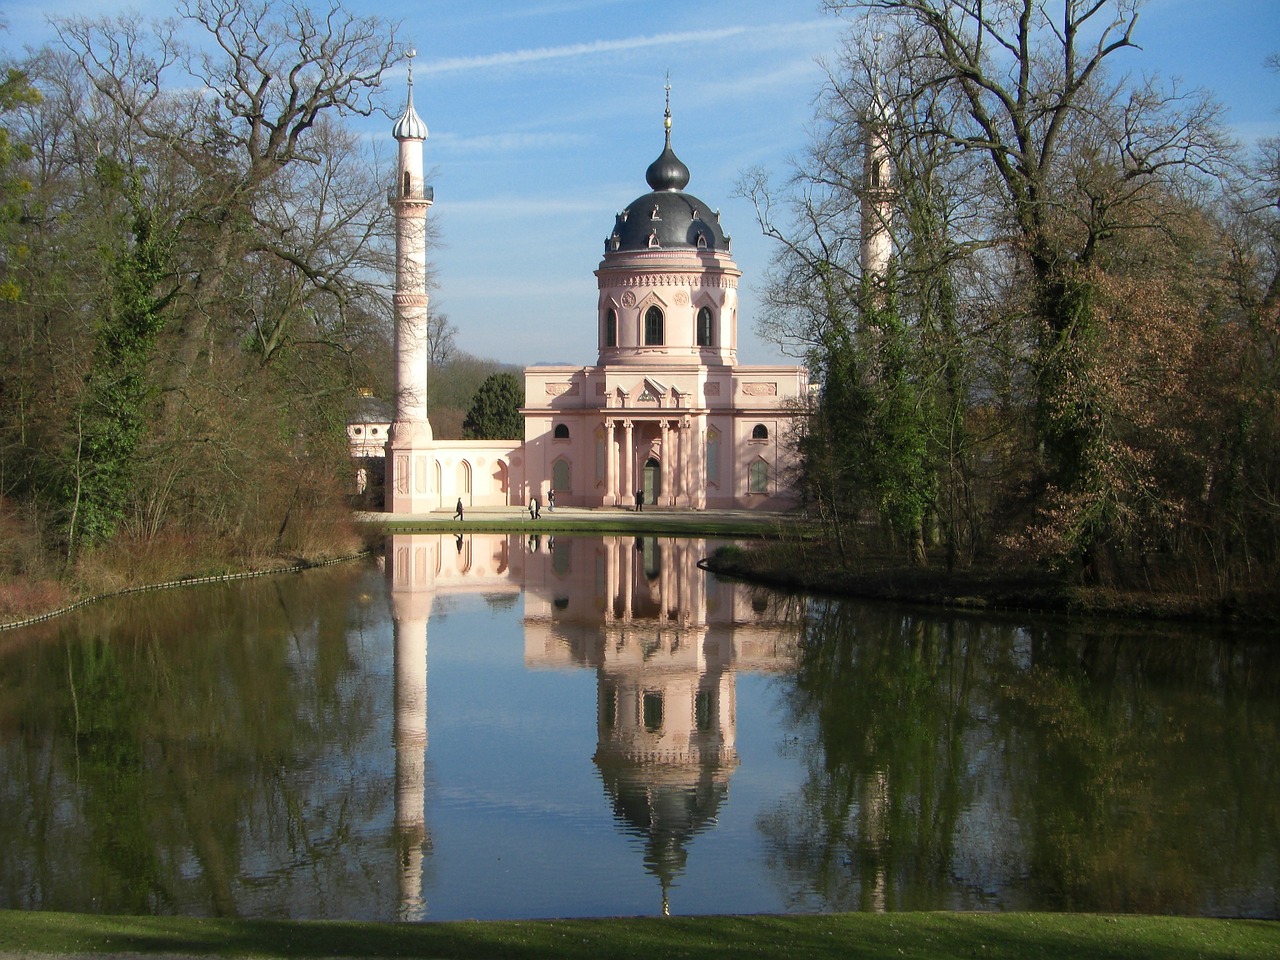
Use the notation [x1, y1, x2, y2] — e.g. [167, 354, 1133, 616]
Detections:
[595, 760, 732, 911]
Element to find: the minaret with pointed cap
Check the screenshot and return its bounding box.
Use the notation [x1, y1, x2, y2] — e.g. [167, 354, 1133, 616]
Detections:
[387, 48, 436, 514]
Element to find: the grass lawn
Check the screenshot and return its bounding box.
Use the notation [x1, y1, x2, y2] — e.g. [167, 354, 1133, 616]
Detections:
[1, 910, 1277, 960]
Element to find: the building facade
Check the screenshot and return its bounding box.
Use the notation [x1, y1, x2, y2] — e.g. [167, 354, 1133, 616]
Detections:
[521, 92, 807, 510]
[362, 69, 807, 513]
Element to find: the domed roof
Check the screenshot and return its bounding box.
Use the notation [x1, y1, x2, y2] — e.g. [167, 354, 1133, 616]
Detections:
[645, 143, 689, 192]
[607, 189, 728, 253]
[605, 91, 729, 255]
[392, 53, 428, 141]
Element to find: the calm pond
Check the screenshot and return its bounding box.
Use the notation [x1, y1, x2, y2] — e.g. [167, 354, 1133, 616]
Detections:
[0, 533, 1276, 921]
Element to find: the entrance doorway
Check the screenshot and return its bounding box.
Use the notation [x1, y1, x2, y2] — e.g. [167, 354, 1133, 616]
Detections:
[643, 457, 661, 505]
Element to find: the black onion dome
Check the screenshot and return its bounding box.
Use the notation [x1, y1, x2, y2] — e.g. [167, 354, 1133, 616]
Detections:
[605, 89, 730, 255]
[645, 143, 690, 191]
[609, 189, 728, 253]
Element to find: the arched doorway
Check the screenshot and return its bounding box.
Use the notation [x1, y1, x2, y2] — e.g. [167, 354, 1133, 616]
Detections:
[643, 457, 661, 505]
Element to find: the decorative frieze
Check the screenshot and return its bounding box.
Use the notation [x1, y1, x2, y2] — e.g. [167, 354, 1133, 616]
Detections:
[604, 273, 738, 289]
[742, 382, 778, 396]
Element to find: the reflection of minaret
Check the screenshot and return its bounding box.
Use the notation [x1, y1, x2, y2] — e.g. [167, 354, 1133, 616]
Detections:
[386, 49, 435, 514]
[385, 532, 525, 918]
[388, 534, 437, 921]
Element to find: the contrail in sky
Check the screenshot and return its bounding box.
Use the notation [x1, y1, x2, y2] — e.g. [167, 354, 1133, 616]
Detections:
[419, 27, 750, 74]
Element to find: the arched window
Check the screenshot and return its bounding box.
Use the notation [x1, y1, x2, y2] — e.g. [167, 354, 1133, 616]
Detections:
[553, 423, 570, 439]
[605, 308, 617, 347]
[552, 457, 571, 492]
[696, 306, 714, 347]
[749, 459, 769, 494]
[752, 423, 769, 440]
[403, 171, 412, 197]
[644, 305, 664, 345]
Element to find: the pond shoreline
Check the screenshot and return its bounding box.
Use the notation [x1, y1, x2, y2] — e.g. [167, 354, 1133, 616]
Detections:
[4, 506, 1273, 629]
[700, 541, 1280, 625]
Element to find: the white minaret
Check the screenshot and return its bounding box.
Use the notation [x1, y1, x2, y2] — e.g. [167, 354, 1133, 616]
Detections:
[860, 92, 894, 288]
[387, 49, 435, 514]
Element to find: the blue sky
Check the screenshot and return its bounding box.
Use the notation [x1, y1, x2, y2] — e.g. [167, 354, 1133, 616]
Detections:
[4, 0, 1278, 367]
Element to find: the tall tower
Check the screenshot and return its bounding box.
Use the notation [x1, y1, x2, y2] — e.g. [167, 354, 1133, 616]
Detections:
[387, 49, 435, 514]
[859, 97, 894, 287]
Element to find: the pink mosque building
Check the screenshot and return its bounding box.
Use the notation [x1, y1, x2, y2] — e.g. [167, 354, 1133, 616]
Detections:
[357, 65, 809, 513]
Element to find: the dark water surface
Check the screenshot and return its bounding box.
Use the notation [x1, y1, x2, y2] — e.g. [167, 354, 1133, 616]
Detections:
[0, 534, 1276, 921]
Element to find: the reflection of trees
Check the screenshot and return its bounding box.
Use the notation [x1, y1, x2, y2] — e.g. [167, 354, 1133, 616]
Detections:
[1003, 626, 1280, 915]
[762, 604, 1280, 915]
[0, 564, 389, 917]
[759, 600, 982, 911]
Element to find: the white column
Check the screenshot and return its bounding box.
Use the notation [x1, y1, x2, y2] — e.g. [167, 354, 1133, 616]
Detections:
[622, 419, 634, 505]
[660, 420, 672, 506]
[605, 418, 617, 506]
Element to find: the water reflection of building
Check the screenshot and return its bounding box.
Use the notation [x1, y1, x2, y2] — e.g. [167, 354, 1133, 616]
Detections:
[521, 535, 796, 913]
[385, 532, 794, 916]
[384, 533, 523, 919]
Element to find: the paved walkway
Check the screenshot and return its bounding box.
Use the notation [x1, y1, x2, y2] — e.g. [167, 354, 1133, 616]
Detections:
[360, 504, 796, 527]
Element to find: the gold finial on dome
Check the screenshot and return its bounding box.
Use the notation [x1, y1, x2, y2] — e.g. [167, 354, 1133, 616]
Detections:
[663, 71, 672, 141]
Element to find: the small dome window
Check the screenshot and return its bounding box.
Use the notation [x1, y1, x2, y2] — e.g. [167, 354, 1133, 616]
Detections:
[647, 230, 660, 249]
[650, 204, 661, 220]
[696, 232, 707, 249]
[752, 424, 769, 441]
[554, 423, 570, 439]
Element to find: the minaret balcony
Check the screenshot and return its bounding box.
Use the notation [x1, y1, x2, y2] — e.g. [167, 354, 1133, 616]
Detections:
[389, 185, 434, 204]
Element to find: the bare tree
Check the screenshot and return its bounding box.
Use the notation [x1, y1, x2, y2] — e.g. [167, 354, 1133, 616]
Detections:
[822, 0, 1233, 575]
[56, 0, 401, 387]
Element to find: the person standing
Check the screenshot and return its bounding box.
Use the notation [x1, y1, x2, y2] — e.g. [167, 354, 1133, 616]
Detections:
[548, 489, 555, 512]
[634, 489, 644, 512]
[453, 497, 464, 520]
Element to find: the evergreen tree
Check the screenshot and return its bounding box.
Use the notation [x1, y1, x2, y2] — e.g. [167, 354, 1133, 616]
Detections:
[462, 372, 524, 440]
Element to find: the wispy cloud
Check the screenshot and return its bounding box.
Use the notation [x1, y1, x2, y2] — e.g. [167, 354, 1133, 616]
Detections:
[435, 131, 594, 154]
[420, 26, 748, 75]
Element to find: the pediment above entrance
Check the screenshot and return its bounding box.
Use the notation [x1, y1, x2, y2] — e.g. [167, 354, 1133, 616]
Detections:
[627, 376, 668, 406]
